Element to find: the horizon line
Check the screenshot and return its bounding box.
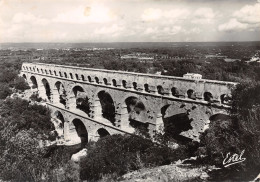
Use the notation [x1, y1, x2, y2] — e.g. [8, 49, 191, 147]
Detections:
[1, 41, 260, 44]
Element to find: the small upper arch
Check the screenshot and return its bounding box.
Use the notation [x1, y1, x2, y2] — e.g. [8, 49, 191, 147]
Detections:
[220, 94, 232, 105]
[171, 87, 179, 97]
[69, 73, 73, 79]
[133, 82, 138, 90]
[204, 91, 213, 102]
[88, 76, 92, 82]
[95, 77, 99, 84]
[103, 78, 108, 85]
[144, 83, 149, 92]
[81, 75, 85, 81]
[112, 79, 117, 87]
[157, 85, 164, 95]
[75, 74, 79, 80]
[187, 89, 196, 100]
[122, 80, 127, 88]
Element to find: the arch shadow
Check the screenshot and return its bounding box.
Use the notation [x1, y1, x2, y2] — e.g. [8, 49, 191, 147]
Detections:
[160, 104, 193, 144]
[72, 118, 88, 147]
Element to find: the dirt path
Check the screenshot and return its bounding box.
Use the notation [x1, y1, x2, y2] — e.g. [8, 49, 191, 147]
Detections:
[120, 163, 209, 182]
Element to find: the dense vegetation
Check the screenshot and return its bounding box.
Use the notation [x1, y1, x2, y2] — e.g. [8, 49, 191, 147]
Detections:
[0, 98, 61, 180]
[195, 81, 260, 181]
[0, 97, 80, 181]
[0, 60, 30, 99]
[80, 134, 193, 181]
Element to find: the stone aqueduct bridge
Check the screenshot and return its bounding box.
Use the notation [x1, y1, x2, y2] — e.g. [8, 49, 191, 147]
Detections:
[21, 62, 236, 145]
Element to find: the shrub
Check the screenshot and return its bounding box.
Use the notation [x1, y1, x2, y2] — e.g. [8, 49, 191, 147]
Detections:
[30, 92, 43, 102]
[0, 83, 12, 99]
[11, 76, 30, 91]
[196, 116, 242, 166]
[80, 134, 190, 181]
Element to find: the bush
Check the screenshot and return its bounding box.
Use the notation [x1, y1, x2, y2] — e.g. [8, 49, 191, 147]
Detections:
[30, 92, 43, 102]
[196, 116, 242, 166]
[11, 76, 30, 91]
[0, 83, 12, 99]
[80, 134, 190, 181]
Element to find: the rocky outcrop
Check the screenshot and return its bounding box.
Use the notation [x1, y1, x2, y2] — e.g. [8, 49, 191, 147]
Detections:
[71, 148, 88, 163]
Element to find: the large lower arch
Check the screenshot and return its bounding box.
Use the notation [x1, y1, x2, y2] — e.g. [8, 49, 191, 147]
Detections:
[76, 97, 91, 116]
[159, 104, 193, 144]
[30, 76, 38, 89]
[155, 104, 170, 132]
[97, 128, 110, 138]
[73, 86, 90, 115]
[123, 96, 148, 134]
[42, 78, 51, 101]
[54, 81, 67, 106]
[72, 118, 88, 146]
[203, 113, 233, 135]
[22, 74, 27, 80]
[53, 111, 65, 137]
[97, 90, 115, 125]
[209, 113, 231, 121]
[71, 86, 91, 116]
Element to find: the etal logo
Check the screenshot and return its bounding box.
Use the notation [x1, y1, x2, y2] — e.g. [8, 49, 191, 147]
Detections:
[223, 150, 246, 167]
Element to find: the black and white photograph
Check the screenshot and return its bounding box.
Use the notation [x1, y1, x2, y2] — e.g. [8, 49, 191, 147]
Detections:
[0, 0, 260, 181]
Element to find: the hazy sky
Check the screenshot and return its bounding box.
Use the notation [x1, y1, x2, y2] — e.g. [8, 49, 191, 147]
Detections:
[0, 0, 259, 42]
